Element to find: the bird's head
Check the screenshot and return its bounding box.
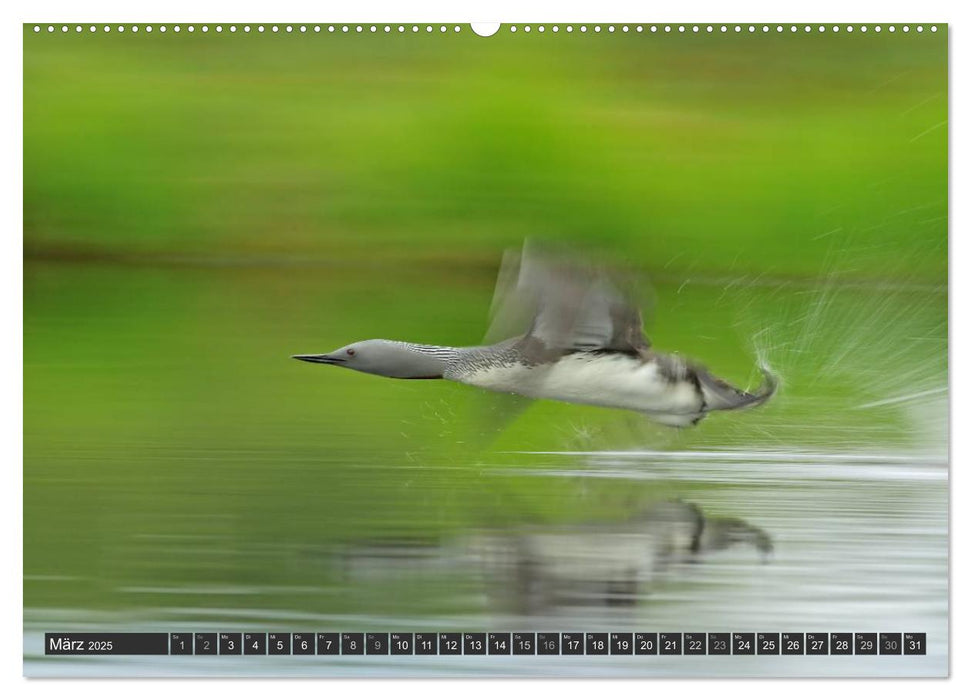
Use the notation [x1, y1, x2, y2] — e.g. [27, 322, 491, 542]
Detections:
[292, 339, 452, 379]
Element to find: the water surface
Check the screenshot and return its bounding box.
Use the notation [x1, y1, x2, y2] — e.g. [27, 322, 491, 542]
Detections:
[24, 261, 948, 677]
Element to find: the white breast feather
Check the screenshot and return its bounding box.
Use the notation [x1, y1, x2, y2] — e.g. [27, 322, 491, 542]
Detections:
[457, 353, 702, 420]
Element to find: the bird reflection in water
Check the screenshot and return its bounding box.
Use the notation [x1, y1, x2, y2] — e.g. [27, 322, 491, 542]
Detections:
[338, 500, 772, 614]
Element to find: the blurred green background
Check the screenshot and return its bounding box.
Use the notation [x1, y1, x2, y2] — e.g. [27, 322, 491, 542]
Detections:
[26, 25, 946, 279]
[24, 26, 947, 621]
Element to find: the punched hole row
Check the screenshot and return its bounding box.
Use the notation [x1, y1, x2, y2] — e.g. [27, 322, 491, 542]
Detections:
[31, 24, 941, 35]
[508, 24, 937, 34]
[32, 24, 464, 34]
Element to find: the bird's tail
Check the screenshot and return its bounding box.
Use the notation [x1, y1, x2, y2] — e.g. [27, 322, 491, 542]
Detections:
[698, 365, 778, 412]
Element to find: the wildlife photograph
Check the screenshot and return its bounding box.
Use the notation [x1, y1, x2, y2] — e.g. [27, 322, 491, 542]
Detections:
[23, 23, 947, 677]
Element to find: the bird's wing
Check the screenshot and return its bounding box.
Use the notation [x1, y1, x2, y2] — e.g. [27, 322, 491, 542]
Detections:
[552, 274, 653, 355]
[485, 242, 653, 359]
[482, 246, 540, 346]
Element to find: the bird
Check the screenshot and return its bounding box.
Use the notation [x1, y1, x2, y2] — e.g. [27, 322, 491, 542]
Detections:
[293, 243, 777, 428]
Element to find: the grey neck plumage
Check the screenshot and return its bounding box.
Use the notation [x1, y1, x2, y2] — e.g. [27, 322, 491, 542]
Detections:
[390, 342, 462, 379]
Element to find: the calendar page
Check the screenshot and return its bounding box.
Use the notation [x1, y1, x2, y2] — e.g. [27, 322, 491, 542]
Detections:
[23, 19, 948, 679]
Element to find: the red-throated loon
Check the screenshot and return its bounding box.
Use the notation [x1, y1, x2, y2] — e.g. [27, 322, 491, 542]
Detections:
[293, 244, 777, 428]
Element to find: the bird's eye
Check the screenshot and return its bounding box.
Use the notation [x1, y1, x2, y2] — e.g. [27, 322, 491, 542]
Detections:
[346, 348, 356, 357]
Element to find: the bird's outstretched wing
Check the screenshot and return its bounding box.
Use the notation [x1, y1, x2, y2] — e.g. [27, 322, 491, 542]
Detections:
[484, 241, 654, 360]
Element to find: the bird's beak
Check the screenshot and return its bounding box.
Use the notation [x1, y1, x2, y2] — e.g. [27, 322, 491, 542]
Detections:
[291, 353, 345, 365]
